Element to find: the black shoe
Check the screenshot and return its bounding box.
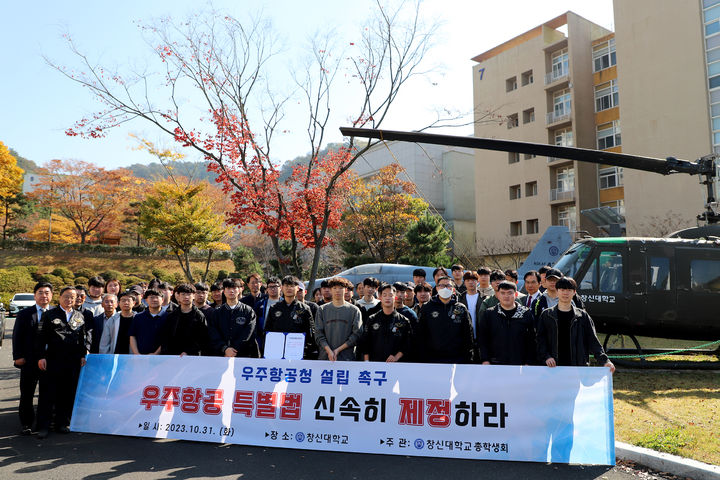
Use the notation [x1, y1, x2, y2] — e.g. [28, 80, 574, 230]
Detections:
[37, 429, 49, 439]
[21, 426, 32, 435]
[55, 425, 70, 434]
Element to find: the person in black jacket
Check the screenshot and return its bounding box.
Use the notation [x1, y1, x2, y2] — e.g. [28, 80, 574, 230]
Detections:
[12, 282, 53, 435]
[478, 281, 536, 365]
[264, 276, 317, 359]
[415, 276, 474, 364]
[537, 277, 615, 372]
[361, 283, 411, 362]
[208, 278, 259, 357]
[35, 286, 92, 439]
[159, 283, 210, 356]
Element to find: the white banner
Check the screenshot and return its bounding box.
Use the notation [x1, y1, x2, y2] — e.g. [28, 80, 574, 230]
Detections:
[71, 355, 615, 465]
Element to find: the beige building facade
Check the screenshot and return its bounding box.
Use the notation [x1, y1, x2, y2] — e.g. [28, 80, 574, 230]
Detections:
[471, 3, 716, 262]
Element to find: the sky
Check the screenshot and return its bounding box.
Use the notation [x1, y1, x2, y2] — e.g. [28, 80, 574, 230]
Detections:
[1, 0, 614, 170]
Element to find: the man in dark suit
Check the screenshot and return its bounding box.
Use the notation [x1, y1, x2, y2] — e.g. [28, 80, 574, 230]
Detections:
[12, 282, 53, 435]
[35, 286, 92, 439]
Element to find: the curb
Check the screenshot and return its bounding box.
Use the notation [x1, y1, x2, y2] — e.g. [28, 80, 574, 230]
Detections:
[616, 441, 720, 480]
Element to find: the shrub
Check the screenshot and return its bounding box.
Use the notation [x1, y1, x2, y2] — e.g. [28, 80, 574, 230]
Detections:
[122, 275, 145, 287]
[51, 267, 74, 281]
[35, 274, 65, 291]
[74, 276, 89, 286]
[172, 272, 186, 284]
[74, 267, 96, 279]
[151, 268, 173, 283]
[99, 270, 124, 282]
[216, 270, 229, 282]
[0, 268, 36, 293]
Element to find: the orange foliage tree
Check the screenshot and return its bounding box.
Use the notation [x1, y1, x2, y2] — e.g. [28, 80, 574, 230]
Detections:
[52, 2, 437, 287]
[29, 159, 137, 244]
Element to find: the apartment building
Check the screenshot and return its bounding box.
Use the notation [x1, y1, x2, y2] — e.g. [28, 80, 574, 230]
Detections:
[471, 3, 714, 264]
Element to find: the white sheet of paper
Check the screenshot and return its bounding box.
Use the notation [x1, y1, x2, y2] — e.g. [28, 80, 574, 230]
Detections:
[263, 332, 286, 359]
[283, 333, 306, 360]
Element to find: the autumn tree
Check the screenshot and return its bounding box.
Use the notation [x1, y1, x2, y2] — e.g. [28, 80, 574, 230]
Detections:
[402, 212, 451, 266]
[52, 1, 438, 289]
[29, 159, 136, 243]
[139, 179, 231, 282]
[0, 141, 25, 245]
[339, 163, 427, 266]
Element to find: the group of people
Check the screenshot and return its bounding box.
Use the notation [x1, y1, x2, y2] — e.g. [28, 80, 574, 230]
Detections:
[11, 264, 613, 440]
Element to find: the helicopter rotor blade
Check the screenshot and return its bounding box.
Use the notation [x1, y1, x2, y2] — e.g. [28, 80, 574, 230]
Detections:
[340, 127, 700, 176]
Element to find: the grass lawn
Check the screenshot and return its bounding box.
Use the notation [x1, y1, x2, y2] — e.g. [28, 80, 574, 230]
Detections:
[613, 369, 720, 465]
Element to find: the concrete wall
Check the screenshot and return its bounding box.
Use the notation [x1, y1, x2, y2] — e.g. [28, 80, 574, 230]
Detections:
[614, 0, 711, 234]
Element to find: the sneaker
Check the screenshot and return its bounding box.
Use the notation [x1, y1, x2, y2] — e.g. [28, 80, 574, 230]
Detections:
[36, 429, 49, 439]
[21, 426, 32, 435]
[55, 425, 70, 434]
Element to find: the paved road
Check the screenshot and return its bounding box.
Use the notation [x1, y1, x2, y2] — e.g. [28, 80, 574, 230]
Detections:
[0, 316, 658, 479]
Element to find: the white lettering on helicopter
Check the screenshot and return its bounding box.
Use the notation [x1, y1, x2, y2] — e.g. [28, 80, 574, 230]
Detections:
[580, 294, 616, 304]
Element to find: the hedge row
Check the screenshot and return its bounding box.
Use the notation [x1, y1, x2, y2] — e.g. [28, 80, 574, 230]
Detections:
[1, 240, 231, 260]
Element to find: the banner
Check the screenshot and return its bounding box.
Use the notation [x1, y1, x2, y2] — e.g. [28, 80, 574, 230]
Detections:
[71, 355, 614, 465]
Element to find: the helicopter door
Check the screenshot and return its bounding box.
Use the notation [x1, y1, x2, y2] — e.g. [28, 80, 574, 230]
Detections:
[577, 249, 628, 333]
[675, 248, 720, 339]
[645, 249, 677, 331]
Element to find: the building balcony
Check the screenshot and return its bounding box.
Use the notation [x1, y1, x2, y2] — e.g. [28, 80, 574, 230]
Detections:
[550, 188, 575, 202]
[547, 156, 573, 165]
[546, 110, 571, 126]
[545, 69, 569, 86]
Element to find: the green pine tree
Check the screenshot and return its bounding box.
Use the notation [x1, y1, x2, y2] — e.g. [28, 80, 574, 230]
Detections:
[402, 212, 451, 266]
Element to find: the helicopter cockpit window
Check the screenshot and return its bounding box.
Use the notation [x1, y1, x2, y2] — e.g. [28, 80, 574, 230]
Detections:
[649, 257, 671, 291]
[579, 250, 623, 293]
[690, 259, 720, 292]
[554, 243, 591, 279]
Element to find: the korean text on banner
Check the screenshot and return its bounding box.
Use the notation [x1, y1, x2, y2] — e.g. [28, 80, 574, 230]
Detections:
[71, 355, 614, 465]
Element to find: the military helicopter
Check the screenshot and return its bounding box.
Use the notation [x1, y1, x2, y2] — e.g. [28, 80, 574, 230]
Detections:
[340, 127, 720, 354]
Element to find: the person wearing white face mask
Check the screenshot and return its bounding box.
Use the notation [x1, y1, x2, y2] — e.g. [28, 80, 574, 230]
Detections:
[414, 276, 474, 364]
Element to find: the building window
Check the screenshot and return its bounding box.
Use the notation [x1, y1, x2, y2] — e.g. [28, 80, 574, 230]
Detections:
[597, 121, 621, 149]
[601, 199, 625, 217]
[554, 127, 573, 147]
[522, 108, 535, 124]
[599, 166, 624, 189]
[592, 38, 616, 72]
[525, 181, 537, 197]
[594, 80, 619, 112]
[557, 205, 576, 231]
[550, 89, 572, 123]
[521, 70, 534, 86]
[526, 219, 539, 234]
[524, 153, 536, 160]
[509, 184, 521, 200]
[506, 76, 518, 92]
[508, 152, 520, 164]
[510, 221, 522, 236]
[507, 113, 519, 129]
[556, 167, 575, 192]
[550, 48, 569, 82]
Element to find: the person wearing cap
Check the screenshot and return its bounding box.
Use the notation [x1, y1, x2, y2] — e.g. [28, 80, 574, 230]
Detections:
[537, 277, 614, 372]
[265, 276, 317, 359]
[531, 267, 563, 324]
[128, 285, 146, 313]
[403, 282, 416, 308]
[450, 264, 467, 294]
[392, 282, 418, 325]
[296, 281, 319, 319]
[477, 281, 536, 365]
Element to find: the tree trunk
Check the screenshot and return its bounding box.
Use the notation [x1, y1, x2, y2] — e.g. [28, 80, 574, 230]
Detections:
[270, 236, 289, 276]
[202, 249, 214, 282]
[1, 199, 8, 247]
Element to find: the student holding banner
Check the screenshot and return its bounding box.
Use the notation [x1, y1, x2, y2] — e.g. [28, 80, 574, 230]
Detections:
[264, 276, 318, 359]
[536, 276, 615, 372]
[361, 283, 411, 362]
[208, 278, 260, 358]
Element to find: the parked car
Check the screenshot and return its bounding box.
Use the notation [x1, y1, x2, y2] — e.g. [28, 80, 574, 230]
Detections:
[9, 293, 35, 316]
[310, 263, 440, 289]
